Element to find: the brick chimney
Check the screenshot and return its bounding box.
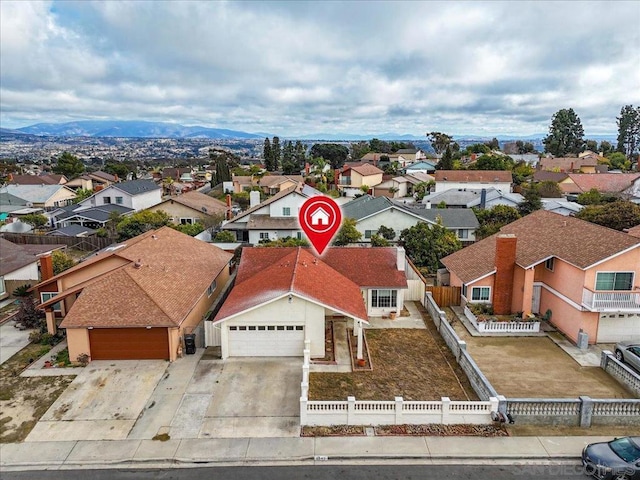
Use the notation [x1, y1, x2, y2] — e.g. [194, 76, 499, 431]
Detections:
[226, 194, 232, 220]
[493, 234, 517, 315]
[40, 253, 54, 281]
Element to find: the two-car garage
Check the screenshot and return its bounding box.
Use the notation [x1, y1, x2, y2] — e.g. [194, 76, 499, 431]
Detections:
[88, 327, 170, 360]
[227, 324, 305, 357]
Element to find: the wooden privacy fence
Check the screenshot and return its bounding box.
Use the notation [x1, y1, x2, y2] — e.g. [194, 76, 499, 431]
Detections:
[0, 232, 116, 252]
[425, 286, 461, 307]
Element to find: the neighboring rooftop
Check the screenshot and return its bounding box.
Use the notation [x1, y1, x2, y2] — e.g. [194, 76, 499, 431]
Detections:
[160, 191, 228, 216]
[8, 174, 66, 185]
[561, 173, 640, 194]
[112, 179, 161, 195]
[0, 238, 65, 276]
[441, 210, 640, 284]
[434, 170, 513, 183]
[0, 184, 74, 204]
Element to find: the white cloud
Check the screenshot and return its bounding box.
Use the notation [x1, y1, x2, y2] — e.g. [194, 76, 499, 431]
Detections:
[1, 0, 639, 136]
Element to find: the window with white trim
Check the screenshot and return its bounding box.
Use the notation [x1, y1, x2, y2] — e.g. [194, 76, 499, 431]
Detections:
[41, 292, 62, 312]
[470, 287, 490, 302]
[371, 289, 397, 308]
[115, 196, 123, 205]
[545, 258, 554, 271]
[365, 230, 374, 239]
[0, 277, 5, 296]
[595, 272, 634, 291]
[180, 218, 194, 225]
[282, 207, 291, 216]
[457, 229, 469, 239]
[259, 232, 269, 240]
[103, 196, 111, 204]
[207, 280, 217, 297]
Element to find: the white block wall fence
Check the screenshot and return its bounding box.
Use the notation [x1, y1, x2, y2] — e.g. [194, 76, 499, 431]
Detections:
[464, 306, 540, 333]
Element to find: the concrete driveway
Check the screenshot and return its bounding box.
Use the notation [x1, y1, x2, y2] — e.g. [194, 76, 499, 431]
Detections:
[25, 360, 168, 441]
[0, 322, 34, 365]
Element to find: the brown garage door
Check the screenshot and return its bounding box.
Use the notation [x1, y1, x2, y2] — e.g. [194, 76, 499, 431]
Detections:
[89, 328, 169, 360]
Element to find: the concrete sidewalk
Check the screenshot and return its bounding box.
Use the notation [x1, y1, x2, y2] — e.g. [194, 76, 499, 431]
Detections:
[0, 435, 608, 470]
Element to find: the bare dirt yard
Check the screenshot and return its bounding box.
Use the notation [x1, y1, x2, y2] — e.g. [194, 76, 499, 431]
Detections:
[309, 315, 479, 401]
[0, 343, 75, 443]
[447, 309, 634, 399]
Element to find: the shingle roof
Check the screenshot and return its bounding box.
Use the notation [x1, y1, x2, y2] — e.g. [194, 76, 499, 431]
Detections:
[0, 184, 74, 204]
[244, 215, 299, 230]
[258, 175, 304, 188]
[533, 171, 569, 183]
[342, 195, 394, 221]
[349, 164, 384, 176]
[58, 204, 133, 222]
[59, 227, 233, 328]
[564, 173, 640, 194]
[538, 157, 599, 171]
[441, 210, 640, 284]
[0, 192, 28, 213]
[160, 191, 227, 216]
[408, 208, 479, 228]
[8, 174, 65, 185]
[627, 225, 640, 239]
[89, 171, 117, 182]
[214, 248, 369, 323]
[434, 170, 513, 183]
[423, 188, 523, 208]
[0, 238, 64, 276]
[112, 179, 160, 195]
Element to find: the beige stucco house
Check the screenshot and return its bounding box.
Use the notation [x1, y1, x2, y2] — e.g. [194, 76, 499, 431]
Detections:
[34, 227, 232, 362]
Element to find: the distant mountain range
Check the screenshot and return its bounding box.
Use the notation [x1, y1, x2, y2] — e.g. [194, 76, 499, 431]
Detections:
[11, 120, 263, 140]
[2, 120, 617, 142]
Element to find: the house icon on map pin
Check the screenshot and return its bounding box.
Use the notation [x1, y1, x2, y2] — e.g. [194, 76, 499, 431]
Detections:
[310, 207, 330, 226]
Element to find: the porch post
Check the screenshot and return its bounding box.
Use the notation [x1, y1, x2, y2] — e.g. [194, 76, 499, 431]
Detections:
[357, 319, 363, 360]
[521, 267, 535, 316]
[45, 308, 57, 335]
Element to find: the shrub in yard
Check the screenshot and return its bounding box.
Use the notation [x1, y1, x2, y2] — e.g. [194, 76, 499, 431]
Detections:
[76, 353, 90, 366]
[12, 284, 32, 297]
[15, 296, 46, 331]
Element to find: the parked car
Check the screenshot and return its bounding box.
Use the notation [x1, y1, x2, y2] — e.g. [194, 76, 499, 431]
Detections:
[582, 436, 640, 479]
[615, 342, 640, 373]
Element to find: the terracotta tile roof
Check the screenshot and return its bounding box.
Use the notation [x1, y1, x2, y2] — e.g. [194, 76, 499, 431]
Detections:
[441, 210, 640, 284]
[564, 173, 640, 193]
[434, 170, 512, 183]
[348, 164, 384, 176]
[59, 227, 232, 328]
[322, 247, 408, 288]
[162, 191, 227, 216]
[214, 248, 368, 323]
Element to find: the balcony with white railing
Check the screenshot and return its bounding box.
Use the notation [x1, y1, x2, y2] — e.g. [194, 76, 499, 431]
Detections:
[582, 288, 640, 312]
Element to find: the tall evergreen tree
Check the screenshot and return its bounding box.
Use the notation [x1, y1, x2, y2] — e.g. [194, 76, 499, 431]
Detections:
[53, 152, 85, 179]
[294, 140, 307, 170]
[270, 136, 281, 171]
[616, 104, 640, 160]
[436, 145, 454, 170]
[543, 108, 585, 156]
[263, 137, 272, 170]
[281, 140, 297, 174]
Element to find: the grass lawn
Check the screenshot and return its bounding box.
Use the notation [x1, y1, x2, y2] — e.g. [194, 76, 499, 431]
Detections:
[0, 342, 75, 443]
[309, 326, 479, 401]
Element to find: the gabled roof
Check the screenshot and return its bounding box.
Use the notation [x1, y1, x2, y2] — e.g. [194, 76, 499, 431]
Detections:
[405, 161, 437, 170]
[434, 170, 513, 183]
[58, 204, 133, 222]
[157, 191, 227, 216]
[322, 247, 408, 288]
[89, 171, 117, 182]
[8, 174, 66, 185]
[533, 171, 569, 183]
[0, 184, 75, 204]
[408, 208, 480, 229]
[58, 227, 233, 328]
[563, 173, 640, 194]
[258, 175, 304, 188]
[214, 248, 369, 323]
[0, 238, 64, 276]
[441, 210, 640, 284]
[538, 156, 599, 171]
[112, 179, 161, 195]
[347, 164, 384, 176]
[0, 192, 28, 213]
[225, 182, 322, 224]
[342, 195, 396, 221]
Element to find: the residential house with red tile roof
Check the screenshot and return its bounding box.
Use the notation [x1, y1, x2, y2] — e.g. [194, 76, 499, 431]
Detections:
[338, 163, 384, 197]
[434, 170, 513, 194]
[559, 173, 640, 198]
[33, 227, 233, 362]
[209, 246, 407, 359]
[441, 210, 640, 344]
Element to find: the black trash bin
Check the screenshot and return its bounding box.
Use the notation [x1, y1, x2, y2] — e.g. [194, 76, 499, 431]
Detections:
[184, 334, 196, 355]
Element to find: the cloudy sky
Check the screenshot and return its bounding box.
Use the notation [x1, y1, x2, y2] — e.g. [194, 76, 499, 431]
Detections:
[1, 1, 639, 137]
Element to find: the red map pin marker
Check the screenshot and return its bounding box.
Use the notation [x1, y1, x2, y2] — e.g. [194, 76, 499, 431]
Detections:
[299, 196, 342, 256]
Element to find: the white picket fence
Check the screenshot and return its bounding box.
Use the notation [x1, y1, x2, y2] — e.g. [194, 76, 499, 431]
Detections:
[300, 339, 499, 426]
[464, 306, 540, 333]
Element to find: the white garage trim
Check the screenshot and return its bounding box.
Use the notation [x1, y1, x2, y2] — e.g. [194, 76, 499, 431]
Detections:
[597, 313, 640, 343]
[228, 324, 305, 357]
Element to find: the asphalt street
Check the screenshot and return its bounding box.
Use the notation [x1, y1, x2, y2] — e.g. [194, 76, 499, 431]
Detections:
[1, 463, 591, 480]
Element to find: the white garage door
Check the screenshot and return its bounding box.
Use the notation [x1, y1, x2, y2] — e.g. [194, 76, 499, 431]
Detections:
[598, 313, 640, 343]
[228, 325, 305, 357]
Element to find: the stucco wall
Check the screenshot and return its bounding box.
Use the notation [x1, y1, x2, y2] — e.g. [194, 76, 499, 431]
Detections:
[539, 286, 599, 344]
[221, 295, 325, 358]
[583, 248, 640, 291]
[66, 328, 90, 363]
[47, 188, 76, 208]
[356, 209, 421, 241]
[4, 262, 39, 281]
[267, 192, 305, 217]
[146, 202, 210, 225]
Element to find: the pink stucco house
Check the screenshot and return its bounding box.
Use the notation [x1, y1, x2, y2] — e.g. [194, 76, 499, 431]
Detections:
[441, 210, 640, 344]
